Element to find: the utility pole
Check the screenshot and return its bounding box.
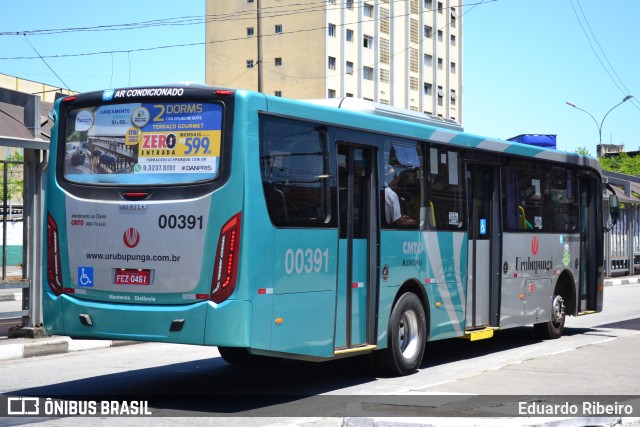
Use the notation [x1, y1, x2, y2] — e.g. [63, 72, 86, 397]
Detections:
[257, 0, 263, 92]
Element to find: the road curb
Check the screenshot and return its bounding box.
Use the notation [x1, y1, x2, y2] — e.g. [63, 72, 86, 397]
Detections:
[604, 276, 640, 287]
[605, 277, 640, 286]
[343, 416, 640, 427]
[0, 336, 139, 361]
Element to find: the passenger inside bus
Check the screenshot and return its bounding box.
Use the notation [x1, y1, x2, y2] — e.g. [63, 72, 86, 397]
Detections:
[384, 165, 416, 227]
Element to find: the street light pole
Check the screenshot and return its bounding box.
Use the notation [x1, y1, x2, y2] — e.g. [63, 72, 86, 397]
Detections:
[565, 94, 634, 156]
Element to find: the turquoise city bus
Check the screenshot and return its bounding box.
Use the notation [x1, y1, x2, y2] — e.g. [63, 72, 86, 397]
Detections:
[44, 85, 617, 375]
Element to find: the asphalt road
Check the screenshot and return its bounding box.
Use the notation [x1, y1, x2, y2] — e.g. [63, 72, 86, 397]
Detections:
[0, 284, 639, 426]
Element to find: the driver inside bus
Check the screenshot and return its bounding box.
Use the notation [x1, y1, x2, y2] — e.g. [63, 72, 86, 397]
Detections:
[384, 165, 416, 227]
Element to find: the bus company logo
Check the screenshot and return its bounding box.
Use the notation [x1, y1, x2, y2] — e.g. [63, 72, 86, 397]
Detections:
[531, 236, 539, 255]
[123, 228, 141, 248]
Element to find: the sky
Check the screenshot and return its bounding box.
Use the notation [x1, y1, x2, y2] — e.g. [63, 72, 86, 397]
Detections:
[1, 0, 638, 156]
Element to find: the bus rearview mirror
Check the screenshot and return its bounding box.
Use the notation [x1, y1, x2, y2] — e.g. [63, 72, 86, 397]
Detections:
[609, 194, 620, 225]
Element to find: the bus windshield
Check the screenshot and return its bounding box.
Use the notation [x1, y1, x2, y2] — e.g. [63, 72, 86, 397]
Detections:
[63, 102, 222, 185]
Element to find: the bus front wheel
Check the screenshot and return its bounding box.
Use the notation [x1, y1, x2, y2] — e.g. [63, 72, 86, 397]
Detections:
[534, 291, 566, 339]
[372, 292, 427, 376]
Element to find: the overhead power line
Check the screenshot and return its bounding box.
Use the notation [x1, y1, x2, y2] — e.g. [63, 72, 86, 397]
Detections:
[0, 0, 489, 62]
[568, 0, 639, 111]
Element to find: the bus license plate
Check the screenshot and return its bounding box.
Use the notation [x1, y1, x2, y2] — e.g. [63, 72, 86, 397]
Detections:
[114, 269, 150, 286]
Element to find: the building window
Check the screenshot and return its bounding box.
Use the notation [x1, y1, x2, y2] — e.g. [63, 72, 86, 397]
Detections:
[437, 30, 443, 42]
[275, 24, 283, 34]
[346, 0, 353, 10]
[424, 25, 432, 38]
[246, 60, 254, 68]
[346, 61, 354, 75]
[346, 29, 354, 42]
[328, 56, 336, 70]
[328, 23, 336, 37]
[275, 91, 282, 97]
[247, 27, 254, 37]
[424, 54, 432, 66]
[437, 86, 444, 106]
[437, 57, 443, 69]
[450, 89, 456, 105]
[247, 0, 254, 3]
[346, 93, 354, 97]
[363, 35, 373, 48]
[450, 61, 456, 73]
[363, 66, 374, 80]
[424, 82, 432, 95]
[328, 89, 336, 98]
[275, 57, 282, 66]
[424, 0, 432, 8]
[437, 2, 443, 12]
[451, 34, 456, 46]
[364, 3, 374, 17]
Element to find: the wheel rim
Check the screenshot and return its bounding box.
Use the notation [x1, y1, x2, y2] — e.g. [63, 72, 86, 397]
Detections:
[398, 308, 420, 359]
[551, 294, 565, 327]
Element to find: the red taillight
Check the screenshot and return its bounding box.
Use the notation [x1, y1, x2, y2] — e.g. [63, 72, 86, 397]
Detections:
[46, 213, 63, 296]
[211, 213, 241, 303]
[62, 96, 77, 102]
[214, 89, 233, 96]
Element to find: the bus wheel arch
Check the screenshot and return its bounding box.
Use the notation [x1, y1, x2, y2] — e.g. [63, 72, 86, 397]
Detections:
[372, 280, 429, 376]
[534, 271, 573, 339]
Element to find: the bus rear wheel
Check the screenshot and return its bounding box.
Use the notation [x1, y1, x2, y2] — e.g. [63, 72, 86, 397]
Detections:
[534, 292, 566, 339]
[217, 347, 282, 367]
[372, 292, 427, 376]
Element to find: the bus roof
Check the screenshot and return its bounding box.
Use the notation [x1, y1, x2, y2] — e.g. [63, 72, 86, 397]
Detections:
[258, 92, 602, 173]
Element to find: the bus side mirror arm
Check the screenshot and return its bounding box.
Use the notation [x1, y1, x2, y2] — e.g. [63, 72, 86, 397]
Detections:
[605, 185, 619, 232]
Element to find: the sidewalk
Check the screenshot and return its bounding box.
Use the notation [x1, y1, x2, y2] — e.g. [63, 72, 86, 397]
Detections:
[0, 274, 638, 362]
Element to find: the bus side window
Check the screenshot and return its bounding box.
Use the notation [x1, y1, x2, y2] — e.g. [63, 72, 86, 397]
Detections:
[426, 146, 465, 231]
[259, 117, 334, 228]
[382, 141, 421, 229]
[502, 160, 544, 232]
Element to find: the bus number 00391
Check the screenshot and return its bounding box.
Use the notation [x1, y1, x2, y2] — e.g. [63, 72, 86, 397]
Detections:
[158, 214, 203, 230]
[284, 248, 329, 275]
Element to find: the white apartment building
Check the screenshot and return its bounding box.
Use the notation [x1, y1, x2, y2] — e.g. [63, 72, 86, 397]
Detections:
[206, 0, 462, 122]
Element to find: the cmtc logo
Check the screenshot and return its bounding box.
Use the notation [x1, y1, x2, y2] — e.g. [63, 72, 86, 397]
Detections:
[532, 236, 539, 255]
[123, 228, 140, 249]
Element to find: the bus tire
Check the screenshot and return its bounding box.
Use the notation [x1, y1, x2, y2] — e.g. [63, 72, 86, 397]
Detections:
[534, 290, 566, 339]
[218, 346, 282, 367]
[372, 292, 426, 376]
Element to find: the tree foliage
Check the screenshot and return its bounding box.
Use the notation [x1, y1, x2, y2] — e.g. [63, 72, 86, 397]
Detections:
[0, 152, 24, 204]
[574, 147, 592, 156]
[599, 152, 640, 176]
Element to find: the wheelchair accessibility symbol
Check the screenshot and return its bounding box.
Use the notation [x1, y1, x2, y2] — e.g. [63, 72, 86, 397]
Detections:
[78, 267, 94, 287]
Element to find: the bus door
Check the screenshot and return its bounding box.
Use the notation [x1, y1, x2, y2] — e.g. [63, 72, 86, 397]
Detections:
[335, 141, 378, 351]
[465, 163, 502, 329]
[578, 174, 602, 312]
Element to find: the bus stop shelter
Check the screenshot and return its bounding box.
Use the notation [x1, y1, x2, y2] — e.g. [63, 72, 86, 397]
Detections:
[0, 88, 49, 333]
[603, 170, 640, 278]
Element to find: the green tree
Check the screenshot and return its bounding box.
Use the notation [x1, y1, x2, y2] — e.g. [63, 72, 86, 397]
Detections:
[574, 147, 592, 156]
[0, 152, 24, 204]
[600, 152, 640, 176]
